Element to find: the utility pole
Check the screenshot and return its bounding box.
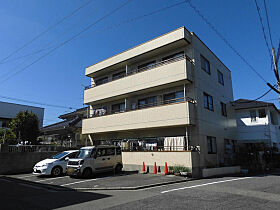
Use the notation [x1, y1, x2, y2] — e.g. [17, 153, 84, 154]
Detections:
[272, 47, 280, 102]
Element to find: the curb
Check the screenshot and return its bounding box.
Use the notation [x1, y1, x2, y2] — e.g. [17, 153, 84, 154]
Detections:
[73, 178, 193, 191]
[0, 175, 197, 192]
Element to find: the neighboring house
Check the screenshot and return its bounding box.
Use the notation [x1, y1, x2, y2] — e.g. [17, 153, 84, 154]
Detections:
[41, 107, 88, 147]
[82, 26, 237, 175]
[234, 99, 280, 150]
[0, 101, 44, 128]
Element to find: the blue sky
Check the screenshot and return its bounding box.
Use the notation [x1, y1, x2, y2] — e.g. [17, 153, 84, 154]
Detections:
[0, 0, 279, 126]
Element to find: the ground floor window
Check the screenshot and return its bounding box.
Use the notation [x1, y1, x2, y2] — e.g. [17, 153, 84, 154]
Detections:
[207, 136, 217, 154]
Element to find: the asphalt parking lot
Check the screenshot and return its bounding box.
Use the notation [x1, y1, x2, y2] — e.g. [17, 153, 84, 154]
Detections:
[1, 171, 187, 191]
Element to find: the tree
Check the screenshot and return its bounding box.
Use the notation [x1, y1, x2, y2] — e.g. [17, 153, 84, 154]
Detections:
[9, 111, 40, 144]
[0, 128, 16, 144]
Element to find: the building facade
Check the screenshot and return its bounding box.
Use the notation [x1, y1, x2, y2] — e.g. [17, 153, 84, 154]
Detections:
[0, 101, 44, 128]
[82, 27, 237, 174]
[41, 107, 88, 147]
[234, 99, 280, 150]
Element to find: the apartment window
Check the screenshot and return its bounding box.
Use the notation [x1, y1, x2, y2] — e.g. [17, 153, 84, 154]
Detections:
[112, 71, 126, 80]
[138, 96, 157, 109]
[95, 77, 108, 86]
[204, 92, 214, 111]
[137, 60, 156, 72]
[250, 110, 256, 122]
[162, 51, 184, 61]
[112, 103, 125, 114]
[258, 109, 266, 118]
[201, 55, 210, 74]
[207, 136, 217, 154]
[221, 102, 227, 117]
[163, 91, 184, 104]
[217, 70, 224, 85]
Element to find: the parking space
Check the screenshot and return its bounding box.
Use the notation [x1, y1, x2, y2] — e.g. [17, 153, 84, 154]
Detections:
[3, 172, 187, 190]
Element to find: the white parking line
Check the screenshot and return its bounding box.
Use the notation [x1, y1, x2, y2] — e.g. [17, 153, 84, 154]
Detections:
[35, 176, 68, 183]
[16, 174, 37, 179]
[161, 177, 253, 194]
[61, 178, 98, 186]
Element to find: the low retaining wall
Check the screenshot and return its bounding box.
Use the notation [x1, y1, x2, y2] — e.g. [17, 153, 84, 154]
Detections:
[0, 152, 58, 175]
[202, 166, 241, 178]
[122, 151, 198, 172]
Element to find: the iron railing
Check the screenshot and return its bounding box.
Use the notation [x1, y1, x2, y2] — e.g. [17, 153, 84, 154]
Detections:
[85, 54, 192, 90]
[86, 96, 195, 119]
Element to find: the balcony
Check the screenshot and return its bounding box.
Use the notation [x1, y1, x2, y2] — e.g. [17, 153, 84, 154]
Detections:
[84, 55, 193, 104]
[82, 99, 195, 134]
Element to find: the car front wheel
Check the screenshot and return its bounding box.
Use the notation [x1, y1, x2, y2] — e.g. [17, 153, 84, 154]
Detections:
[51, 166, 62, 176]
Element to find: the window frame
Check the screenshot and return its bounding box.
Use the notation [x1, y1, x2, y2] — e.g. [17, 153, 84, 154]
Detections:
[203, 92, 214, 111]
[258, 108, 266, 118]
[162, 51, 184, 61]
[112, 70, 126, 81]
[201, 55, 211, 74]
[207, 136, 217, 154]
[111, 102, 125, 114]
[95, 76, 108, 86]
[250, 110, 257, 122]
[217, 70, 224, 85]
[137, 60, 156, 72]
[220, 102, 227, 117]
[138, 96, 157, 109]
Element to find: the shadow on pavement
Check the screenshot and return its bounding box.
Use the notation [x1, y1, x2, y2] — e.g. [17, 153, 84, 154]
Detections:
[0, 177, 111, 210]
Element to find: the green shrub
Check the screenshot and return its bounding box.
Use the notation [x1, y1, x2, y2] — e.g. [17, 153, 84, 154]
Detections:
[169, 165, 191, 173]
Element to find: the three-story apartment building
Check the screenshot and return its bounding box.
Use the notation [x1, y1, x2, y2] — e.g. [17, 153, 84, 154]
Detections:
[82, 27, 237, 175]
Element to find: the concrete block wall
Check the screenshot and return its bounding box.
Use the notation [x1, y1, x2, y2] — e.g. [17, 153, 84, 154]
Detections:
[0, 152, 58, 175]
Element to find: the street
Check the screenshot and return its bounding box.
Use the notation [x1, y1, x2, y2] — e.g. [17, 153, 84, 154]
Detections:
[1, 172, 280, 209]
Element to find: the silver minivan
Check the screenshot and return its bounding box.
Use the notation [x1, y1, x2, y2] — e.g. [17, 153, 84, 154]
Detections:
[66, 145, 122, 178]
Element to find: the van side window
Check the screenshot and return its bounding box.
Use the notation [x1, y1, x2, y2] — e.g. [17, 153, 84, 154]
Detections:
[67, 152, 78, 159]
[97, 149, 106, 157]
[106, 148, 115, 156]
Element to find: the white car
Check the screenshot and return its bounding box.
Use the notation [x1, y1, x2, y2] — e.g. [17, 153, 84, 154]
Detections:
[33, 150, 79, 176]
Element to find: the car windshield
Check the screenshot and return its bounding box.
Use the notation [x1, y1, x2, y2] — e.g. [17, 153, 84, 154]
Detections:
[77, 149, 92, 159]
[52, 152, 68, 159]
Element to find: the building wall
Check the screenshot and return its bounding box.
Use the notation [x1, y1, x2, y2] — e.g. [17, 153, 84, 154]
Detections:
[0, 101, 44, 128]
[235, 107, 280, 148]
[83, 27, 237, 169]
[190, 34, 237, 168]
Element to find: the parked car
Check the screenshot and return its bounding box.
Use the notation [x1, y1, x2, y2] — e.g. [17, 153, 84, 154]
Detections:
[33, 150, 79, 176]
[67, 145, 122, 178]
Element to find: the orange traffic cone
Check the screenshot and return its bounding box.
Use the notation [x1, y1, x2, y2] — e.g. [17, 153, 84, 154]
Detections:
[142, 162, 146, 173]
[154, 162, 157, 174]
[164, 162, 168, 175]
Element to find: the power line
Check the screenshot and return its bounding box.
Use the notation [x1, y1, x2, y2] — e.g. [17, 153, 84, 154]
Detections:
[0, 94, 78, 109]
[0, 0, 94, 64]
[184, 0, 268, 84]
[235, 85, 275, 103]
[254, 0, 274, 68]
[0, 0, 132, 85]
[263, 0, 273, 48]
[1, 0, 185, 66]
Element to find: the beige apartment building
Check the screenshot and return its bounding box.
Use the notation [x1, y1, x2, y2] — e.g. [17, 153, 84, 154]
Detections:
[82, 27, 237, 176]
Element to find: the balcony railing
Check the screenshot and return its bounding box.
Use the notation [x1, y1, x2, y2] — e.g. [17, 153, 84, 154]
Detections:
[85, 54, 193, 90]
[86, 96, 195, 119]
[122, 145, 200, 152]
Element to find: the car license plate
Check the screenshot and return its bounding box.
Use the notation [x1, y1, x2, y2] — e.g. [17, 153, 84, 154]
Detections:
[67, 168, 74, 173]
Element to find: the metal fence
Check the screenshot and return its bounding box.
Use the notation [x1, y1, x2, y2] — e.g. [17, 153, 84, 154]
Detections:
[121, 145, 200, 152]
[6, 145, 77, 153]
